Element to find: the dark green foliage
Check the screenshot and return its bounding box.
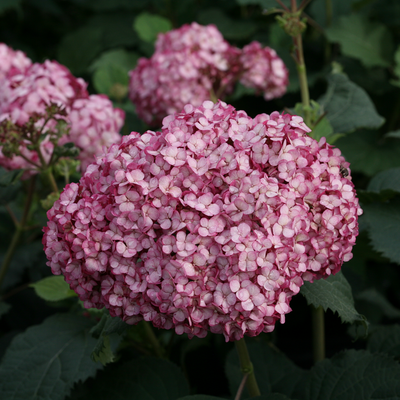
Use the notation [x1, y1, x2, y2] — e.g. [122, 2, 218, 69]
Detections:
[1, 1, 400, 399]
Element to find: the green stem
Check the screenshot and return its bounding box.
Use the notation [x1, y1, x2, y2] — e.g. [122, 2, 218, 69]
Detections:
[142, 321, 165, 358]
[235, 338, 261, 398]
[312, 306, 325, 363]
[291, 0, 311, 127]
[45, 168, 59, 194]
[0, 176, 36, 290]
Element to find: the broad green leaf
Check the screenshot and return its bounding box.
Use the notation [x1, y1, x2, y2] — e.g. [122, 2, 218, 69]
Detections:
[90, 312, 128, 365]
[30, 275, 77, 302]
[357, 289, 400, 320]
[198, 8, 257, 40]
[92, 64, 129, 99]
[58, 26, 103, 74]
[309, 0, 353, 28]
[0, 302, 11, 318]
[87, 13, 139, 48]
[391, 46, 400, 87]
[307, 350, 400, 399]
[0, 167, 22, 186]
[0, 0, 21, 14]
[385, 129, 400, 139]
[318, 73, 385, 134]
[81, 0, 146, 11]
[225, 341, 306, 399]
[368, 325, 400, 358]
[86, 357, 189, 400]
[1, 241, 45, 291]
[300, 271, 367, 327]
[133, 13, 172, 43]
[89, 48, 139, 73]
[335, 130, 400, 177]
[367, 167, 400, 193]
[362, 197, 400, 265]
[0, 313, 101, 400]
[236, 0, 290, 8]
[325, 14, 394, 68]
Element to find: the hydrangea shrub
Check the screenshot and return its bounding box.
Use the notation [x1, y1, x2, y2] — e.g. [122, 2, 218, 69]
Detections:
[43, 100, 362, 341]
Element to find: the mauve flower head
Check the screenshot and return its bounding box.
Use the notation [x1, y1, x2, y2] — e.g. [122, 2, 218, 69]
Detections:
[0, 43, 32, 80]
[43, 100, 362, 341]
[129, 22, 241, 126]
[0, 60, 88, 177]
[59, 94, 125, 173]
[240, 41, 289, 101]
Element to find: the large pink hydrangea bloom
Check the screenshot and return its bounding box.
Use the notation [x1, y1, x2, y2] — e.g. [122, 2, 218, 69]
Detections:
[129, 22, 241, 126]
[240, 41, 289, 101]
[43, 100, 362, 341]
[0, 43, 32, 80]
[60, 94, 125, 173]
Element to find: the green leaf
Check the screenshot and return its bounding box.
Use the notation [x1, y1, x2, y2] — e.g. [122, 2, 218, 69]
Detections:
[367, 167, 400, 193]
[318, 73, 385, 134]
[385, 129, 400, 139]
[0, 301, 11, 318]
[30, 275, 77, 302]
[225, 341, 306, 399]
[368, 325, 400, 358]
[309, 0, 353, 28]
[0, 167, 22, 186]
[90, 313, 128, 365]
[198, 8, 256, 40]
[92, 64, 129, 99]
[89, 48, 139, 73]
[0, 313, 102, 400]
[357, 289, 400, 320]
[335, 130, 400, 177]
[391, 46, 400, 87]
[300, 271, 367, 327]
[81, 0, 146, 11]
[236, 0, 290, 8]
[0, 0, 21, 14]
[86, 357, 189, 400]
[306, 350, 400, 399]
[133, 12, 172, 43]
[362, 197, 400, 264]
[58, 26, 103, 75]
[325, 14, 394, 68]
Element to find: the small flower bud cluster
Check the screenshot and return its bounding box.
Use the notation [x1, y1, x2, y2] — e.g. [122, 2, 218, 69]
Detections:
[43, 100, 362, 342]
[0, 44, 124, 177]
[129, 23, 288, 126]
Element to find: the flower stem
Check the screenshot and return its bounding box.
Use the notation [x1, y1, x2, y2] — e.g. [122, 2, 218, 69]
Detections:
[235, 338, 261, 398]
[291, 0, 311, 127]
[45, 168, 59, 194]
[0, 176, 36, 290]
[312, 305, 325, 363]
[142, 321, 165, 358]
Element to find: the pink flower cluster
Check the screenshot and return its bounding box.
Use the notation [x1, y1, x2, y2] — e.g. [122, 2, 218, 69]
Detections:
[0, 43, 31, 80]
[60, 94, 125, 172]
[240, 42, 289, 101]
[0, 44, 124, 177]
[43, 100, 362, 342]
[129, 23, 288, 126]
